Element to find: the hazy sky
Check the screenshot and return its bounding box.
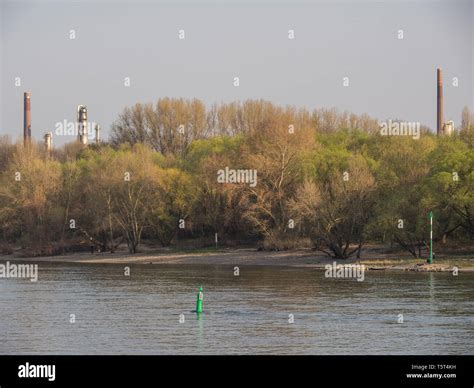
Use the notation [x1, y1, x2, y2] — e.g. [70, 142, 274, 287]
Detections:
[1, 0, 473, 145]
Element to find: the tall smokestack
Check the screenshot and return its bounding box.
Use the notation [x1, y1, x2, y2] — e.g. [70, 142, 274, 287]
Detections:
[94, 124, 100, 144]
[77, 105, 88, 145]
[23, 92, 31, 144]
[437, 68, 444, 135]
[44, 132, 52, 155]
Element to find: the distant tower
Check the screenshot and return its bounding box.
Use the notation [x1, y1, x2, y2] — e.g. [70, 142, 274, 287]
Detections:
[444, 120, 454, 136]
[44, 132, 53, 155]
[437, 68, 444, 135]
[77, 105, 88, 145]
[23, 92, 32, 144]
[94, 124, 100, 144]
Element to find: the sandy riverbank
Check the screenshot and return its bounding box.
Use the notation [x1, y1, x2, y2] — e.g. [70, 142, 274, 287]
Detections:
[2, 248, 474, 272]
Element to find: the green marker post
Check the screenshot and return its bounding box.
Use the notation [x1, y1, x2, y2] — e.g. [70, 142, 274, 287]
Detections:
[428, 211, 433, 264]
[196, 286, 203, 313]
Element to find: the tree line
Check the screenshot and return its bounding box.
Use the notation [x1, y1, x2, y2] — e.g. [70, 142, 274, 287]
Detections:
[0, 99, 472, 259]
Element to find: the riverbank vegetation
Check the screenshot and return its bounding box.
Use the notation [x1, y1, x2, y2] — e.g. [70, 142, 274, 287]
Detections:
[0, 99, 472, 259]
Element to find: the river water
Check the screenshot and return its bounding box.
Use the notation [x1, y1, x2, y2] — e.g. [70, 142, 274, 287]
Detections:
[0, 263, 472, 354]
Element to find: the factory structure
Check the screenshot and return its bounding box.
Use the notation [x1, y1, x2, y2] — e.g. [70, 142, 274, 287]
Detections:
[22, 94, 101, 150]
[77, 105, 88, 145]
[436, 68, 454, 136]
[21, 68, 453, 149]
[76, 105, 100, 145]
[23, 92, 31, 144]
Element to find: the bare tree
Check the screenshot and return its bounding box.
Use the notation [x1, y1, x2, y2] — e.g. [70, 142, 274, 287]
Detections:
[291, 156, 376, 259]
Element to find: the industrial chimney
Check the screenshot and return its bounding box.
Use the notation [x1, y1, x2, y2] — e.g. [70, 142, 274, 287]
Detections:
[94, 124, 100, 144]
[23, 92, 31, 144]
[444, 120, 454, 136]
[44, 132, 53, 155]
[437, 68, 444, 135]
[77, 105, 88, 145]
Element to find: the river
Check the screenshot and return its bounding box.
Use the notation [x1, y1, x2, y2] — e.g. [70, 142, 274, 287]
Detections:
[0, 263, 472, 354]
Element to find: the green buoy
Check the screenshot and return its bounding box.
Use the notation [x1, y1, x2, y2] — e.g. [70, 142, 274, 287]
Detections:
[196, 286, 203, 313]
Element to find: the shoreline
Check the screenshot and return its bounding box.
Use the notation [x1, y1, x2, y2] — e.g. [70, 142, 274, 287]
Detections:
[2, 248, 473, 272]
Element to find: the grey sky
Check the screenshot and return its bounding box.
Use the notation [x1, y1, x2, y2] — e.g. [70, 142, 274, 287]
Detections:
[1, 0, 473, 145]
